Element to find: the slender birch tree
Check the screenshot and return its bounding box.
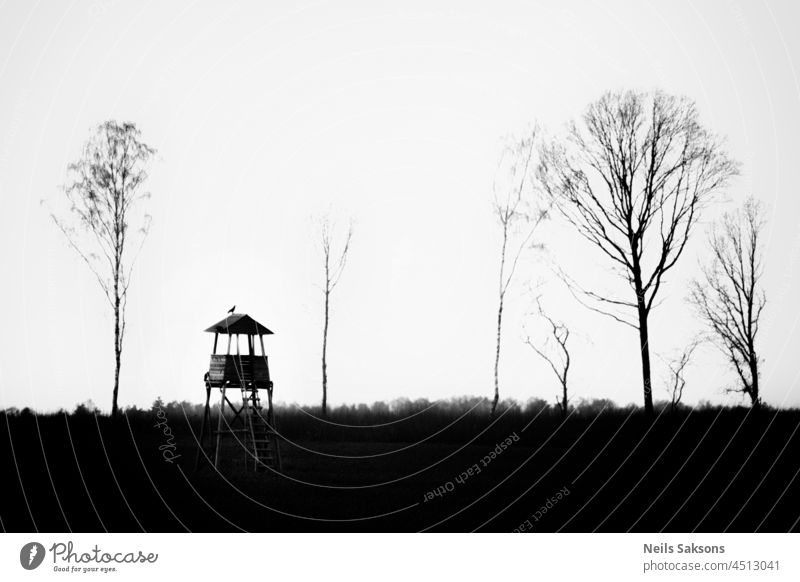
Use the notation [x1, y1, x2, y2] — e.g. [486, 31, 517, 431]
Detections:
[319, 216, 353, 416]
[492, 130, 548, 416]
[52, 121, 155, 418]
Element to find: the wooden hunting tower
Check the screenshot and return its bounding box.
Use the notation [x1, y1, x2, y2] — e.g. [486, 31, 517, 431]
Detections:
[195, 313, 282, 472]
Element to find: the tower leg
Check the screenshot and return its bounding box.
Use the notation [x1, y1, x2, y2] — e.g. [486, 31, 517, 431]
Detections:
[243, 388, 253, 472]
[194, 382, 212, 470]
[214, 386, 227, 469]
[268, 381, 282, 472]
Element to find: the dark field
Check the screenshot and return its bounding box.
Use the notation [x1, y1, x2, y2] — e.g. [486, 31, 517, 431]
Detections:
[1, 399, 799, 532]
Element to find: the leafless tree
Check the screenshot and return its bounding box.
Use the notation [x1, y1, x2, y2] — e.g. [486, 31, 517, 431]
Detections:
[319, 216, 353, 416]
[662, 339, 700, 413]
[538, 90, 738, 416]
[52, 121, 155, 418]
[689, 197, 766, 408]
[525, 299, 571, 420]
[492, 130, 549, 416]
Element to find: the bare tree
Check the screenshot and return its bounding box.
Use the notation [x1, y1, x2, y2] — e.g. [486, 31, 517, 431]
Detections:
[319, 216, 353, 416]
[52, 121, 155, 418]
[538, 90, 738, 416]
[492, 130, 549, 416]
[689, 197, 766, 408]
[662, 339, 700, 413]
[525, 299, 571, 421]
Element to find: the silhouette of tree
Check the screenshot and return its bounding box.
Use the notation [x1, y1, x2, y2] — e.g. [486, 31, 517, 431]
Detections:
[52, 121, 155, 418]
[525, 299, 571, 420]
[492, 129, 549, 416]
[662, 339, 699, 413]
[319, 215, 353, 416]
[538, 90, 738, 416]
[689, 197, 766, 408]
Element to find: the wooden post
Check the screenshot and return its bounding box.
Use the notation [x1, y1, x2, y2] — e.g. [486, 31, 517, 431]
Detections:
[214, 386, 226, 469]
[246, 335, 255, 472]
[194, 382, 212, 470]
[265, 356, 273, 425]
[248, 333, 255, 386]
[212, 333, 219, 355]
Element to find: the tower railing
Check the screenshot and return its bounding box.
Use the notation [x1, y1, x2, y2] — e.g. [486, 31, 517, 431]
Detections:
[206, 354, 270, 388]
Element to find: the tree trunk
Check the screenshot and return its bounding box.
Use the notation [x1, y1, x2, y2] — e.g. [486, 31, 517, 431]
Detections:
[112, 297, 121, 419]
[749, 355, 760, 409]
[560, 384, 568, 421]
[637, 308, 654, 417]
[492, 297, 503, 416]
[322, 289, 329, 416]
[631, 254, 654, 417]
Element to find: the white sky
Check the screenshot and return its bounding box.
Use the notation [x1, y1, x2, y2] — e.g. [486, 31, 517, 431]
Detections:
[1, 0, 799, 412]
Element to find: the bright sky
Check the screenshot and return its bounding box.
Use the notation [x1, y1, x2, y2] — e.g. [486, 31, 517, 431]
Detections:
[1, 0, 799, 413]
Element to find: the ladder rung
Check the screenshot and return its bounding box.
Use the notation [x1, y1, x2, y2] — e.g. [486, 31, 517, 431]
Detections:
[231, 386, 282, 472]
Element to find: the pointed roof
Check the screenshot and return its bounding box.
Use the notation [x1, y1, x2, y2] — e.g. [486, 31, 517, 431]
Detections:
[204, 313, 274, 336]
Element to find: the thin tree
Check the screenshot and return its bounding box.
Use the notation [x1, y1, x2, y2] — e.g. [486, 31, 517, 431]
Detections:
[492, 130, 549, 416]
[319, 216, 353, 416]
[538, 90, 738, 416]
[524, 299, 571, 421]
[662, 339, 699, 413]
[52, 121, 155, 418]
[689, 197, 766, 408]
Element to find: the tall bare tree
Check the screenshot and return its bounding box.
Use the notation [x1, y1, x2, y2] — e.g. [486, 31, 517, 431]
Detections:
[538, 90, 738, 416]
[319, 216, 353, 416]
[525, 299, 571, 420]
[52, 121, 155, 418]
[689, 197, 766, 408]
[492, 130, 548, 416]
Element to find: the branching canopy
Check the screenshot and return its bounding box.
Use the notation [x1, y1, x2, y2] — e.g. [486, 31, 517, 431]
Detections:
[539, 90, 738, 325]
[494, 129, 550, 298]
[320, 215, 354, 293]
[52, 121, 155, 341]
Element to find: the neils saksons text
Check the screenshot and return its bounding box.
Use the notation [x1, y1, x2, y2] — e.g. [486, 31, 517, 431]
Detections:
[644, 543, 725, 554]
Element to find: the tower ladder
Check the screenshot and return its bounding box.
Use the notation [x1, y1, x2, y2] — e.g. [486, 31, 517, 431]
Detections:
[241, 384, 282, 472]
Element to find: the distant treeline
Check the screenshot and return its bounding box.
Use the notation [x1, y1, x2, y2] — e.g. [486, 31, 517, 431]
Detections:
[2, 396, 789, 445]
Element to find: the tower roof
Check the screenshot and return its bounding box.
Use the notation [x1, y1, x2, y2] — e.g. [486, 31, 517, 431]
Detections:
[204, 313, 274, 336]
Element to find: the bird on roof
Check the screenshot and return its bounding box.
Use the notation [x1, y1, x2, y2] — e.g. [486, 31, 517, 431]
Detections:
[227, 305, 236, 314]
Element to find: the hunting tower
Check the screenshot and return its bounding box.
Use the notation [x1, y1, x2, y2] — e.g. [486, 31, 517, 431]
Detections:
[195, 313, 282, 472]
